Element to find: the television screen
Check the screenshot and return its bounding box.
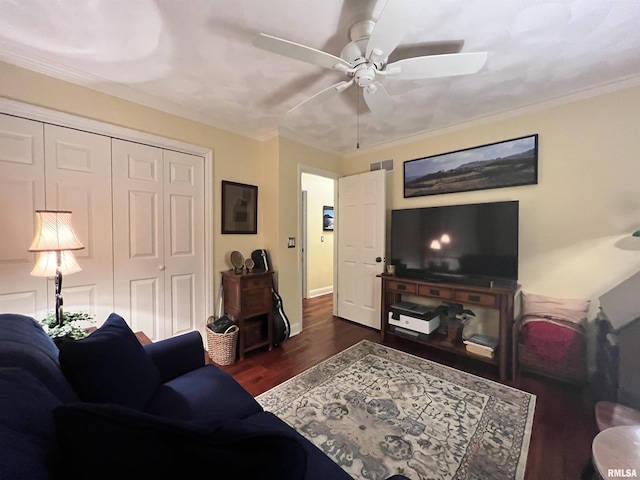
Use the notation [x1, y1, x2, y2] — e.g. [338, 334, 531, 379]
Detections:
[390, 201, 518, 285]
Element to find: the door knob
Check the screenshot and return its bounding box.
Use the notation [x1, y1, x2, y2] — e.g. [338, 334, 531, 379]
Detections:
[159, 265, 166, 271]
[375, 257, 382, 263]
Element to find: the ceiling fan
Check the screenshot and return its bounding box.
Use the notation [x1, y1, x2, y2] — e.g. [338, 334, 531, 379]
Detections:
[253, 0, 487, 117]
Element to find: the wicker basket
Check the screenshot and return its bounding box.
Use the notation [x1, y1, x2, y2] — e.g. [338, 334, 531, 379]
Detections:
[206, 324, 239, 365]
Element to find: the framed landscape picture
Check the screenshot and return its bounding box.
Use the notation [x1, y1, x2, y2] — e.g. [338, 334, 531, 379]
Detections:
[221, 180, 257, 234]
[404, 134, 538, 198]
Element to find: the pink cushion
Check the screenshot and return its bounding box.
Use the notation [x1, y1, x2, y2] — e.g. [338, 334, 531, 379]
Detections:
[521, 291, 589, 324]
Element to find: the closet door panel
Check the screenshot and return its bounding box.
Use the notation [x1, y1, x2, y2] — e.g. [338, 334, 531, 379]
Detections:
[0, 114, 46, 317]
[44, 125, 114, 321]
[163, 150, 204, 337]
[112, 139, 165, 339]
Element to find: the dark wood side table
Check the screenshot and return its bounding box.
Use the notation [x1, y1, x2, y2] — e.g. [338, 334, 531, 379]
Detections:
[222, 270, 274, 361]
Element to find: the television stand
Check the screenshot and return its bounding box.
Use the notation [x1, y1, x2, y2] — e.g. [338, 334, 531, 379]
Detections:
[379, 274, 518, 381]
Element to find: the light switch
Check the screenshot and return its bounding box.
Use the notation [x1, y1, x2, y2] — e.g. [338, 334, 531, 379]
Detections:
[288, 237, 296, 248]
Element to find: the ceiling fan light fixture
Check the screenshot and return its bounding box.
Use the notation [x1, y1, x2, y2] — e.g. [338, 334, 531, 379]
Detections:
[253, 4, 487, 120]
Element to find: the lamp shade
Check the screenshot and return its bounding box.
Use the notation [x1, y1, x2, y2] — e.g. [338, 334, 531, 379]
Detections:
[28, 210, 84, 252]
[31, 250, 82, 276]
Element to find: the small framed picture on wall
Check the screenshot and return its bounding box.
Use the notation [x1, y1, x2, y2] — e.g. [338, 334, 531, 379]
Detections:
[323, 206, 334, 231]
[221, 180, 258, 234]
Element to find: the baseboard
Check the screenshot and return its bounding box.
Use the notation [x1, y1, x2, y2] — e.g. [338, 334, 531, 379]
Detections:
[310, 286, 333, 298]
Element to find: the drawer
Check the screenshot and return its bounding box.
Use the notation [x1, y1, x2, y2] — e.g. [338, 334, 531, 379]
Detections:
[454, 291, 497, 307]
[386, 280, 416, 295]
[242, 288, 272, 316]
[242, 275, 272, 290]
[418, 285, 453, 300]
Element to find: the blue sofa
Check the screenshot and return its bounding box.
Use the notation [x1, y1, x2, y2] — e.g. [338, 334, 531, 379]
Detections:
[0, 313, 408, 480]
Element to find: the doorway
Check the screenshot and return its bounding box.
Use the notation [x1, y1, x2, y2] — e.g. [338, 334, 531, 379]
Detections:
[301, 172, 336, 301]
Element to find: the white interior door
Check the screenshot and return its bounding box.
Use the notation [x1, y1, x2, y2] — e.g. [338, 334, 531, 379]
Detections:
[0, 114, 46, 317]
[112, 139, 165, 339]
[44, 124, 114, 321]
[337, 169, 386, 329]
[162, 149, 204, 337]
[301, 190, 308, 299]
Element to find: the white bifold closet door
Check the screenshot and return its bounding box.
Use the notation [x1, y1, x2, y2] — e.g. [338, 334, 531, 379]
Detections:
[0, 115, 114, 320]
[112, 139, 205, 341]
[0, 114, 46, 316]
[43, 124, 114, 321]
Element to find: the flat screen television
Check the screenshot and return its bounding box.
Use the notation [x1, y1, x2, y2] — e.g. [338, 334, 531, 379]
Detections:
[390, 201, 518, 287]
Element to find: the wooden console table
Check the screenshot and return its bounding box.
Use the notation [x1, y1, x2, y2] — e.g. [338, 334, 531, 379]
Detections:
[222, 270, 274, 360]
[379, 274, 518, 380]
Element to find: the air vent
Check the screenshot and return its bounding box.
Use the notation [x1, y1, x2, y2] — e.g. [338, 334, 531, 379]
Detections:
[370, 159, 394, 172]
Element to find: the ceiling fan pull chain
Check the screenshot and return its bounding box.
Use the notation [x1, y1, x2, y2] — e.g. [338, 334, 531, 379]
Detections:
[356, 88, 360, 149]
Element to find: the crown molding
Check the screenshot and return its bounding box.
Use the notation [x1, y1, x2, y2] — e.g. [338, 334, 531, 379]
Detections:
[276, 126, 343, 156]
[0, 45, 263, 143]
[343, 74, 640, 159]
[4, 41, 640, 161]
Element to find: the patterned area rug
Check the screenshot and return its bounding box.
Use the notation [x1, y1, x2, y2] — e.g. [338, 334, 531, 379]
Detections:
[257, 340, 535, 480]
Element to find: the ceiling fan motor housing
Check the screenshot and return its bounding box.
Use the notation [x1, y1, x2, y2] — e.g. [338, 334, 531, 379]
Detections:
[355, 67, 376, 86]
[340, 39, 369, 67]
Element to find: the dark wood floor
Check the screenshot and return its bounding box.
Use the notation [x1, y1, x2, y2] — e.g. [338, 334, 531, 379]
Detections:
[221, 294, 599, 480]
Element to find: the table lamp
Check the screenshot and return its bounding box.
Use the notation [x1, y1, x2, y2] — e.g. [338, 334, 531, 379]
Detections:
[28, 210, 84, 326]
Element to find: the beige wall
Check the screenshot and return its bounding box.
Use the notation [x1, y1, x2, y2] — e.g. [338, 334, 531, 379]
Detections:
[302, 173, 335, 296]
[4, 59, 640, 336]
[0, 61, 346, 336]
[0, 61, 265, 321]
[343, 85, 640, 312]
[276, 138, 342, 334]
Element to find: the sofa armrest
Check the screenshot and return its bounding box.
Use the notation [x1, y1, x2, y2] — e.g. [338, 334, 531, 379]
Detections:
[144, 331, 205, 383]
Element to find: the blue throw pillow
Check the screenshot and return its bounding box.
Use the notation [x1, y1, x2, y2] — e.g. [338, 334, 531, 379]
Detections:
[54, 402, 307, 480]
[59, 313, 160, 409]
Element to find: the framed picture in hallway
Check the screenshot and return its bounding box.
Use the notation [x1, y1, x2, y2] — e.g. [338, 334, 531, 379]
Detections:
[222, 180, 258, 234]
[404, 134, 538, 197]
[323, 206, 334, 231]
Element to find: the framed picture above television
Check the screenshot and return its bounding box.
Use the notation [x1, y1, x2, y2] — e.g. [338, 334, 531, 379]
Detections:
[404, 134, 538, 198]
[323, 206, 334, 231]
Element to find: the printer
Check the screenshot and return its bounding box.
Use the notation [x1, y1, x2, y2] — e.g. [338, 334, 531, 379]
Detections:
[389, 301, 440, 335]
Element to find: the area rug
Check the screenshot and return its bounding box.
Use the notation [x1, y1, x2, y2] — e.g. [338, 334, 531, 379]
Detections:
[257, 340, 535, 480]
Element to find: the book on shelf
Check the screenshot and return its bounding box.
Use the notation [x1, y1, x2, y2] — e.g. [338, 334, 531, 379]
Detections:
[465, 343, 495, 358]
[464, 334, 499, 350]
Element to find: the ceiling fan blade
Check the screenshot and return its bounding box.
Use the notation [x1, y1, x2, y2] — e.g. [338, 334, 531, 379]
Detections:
[386, 52, 488, 80]
[388, 40, 465, 63]
[253, 33, 351, 71]
[366, 0, 412, 62]
[363, 81, 392, 117]
[287, 81, 352, 114]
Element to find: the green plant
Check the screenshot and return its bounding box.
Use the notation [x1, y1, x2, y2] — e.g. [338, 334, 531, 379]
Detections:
[40, 311, 96, 341]
[435, 302, 475, 326]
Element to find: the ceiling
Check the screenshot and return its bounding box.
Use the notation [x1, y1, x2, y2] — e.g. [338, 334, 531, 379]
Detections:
[1, 0, 640, 155]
